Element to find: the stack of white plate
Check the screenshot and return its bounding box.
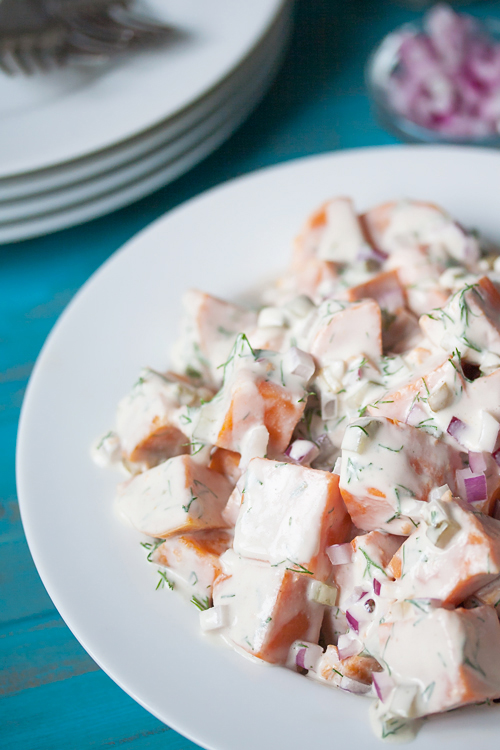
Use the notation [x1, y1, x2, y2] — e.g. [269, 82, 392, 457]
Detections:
[0, 0, 291, 244]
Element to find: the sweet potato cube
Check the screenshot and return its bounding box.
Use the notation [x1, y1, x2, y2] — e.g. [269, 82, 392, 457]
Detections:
[468, 576, 500, 616]
[370, 361, 500, 464]
[171, 289, 257, 387]
[382, 307, 421, 354]
[345, 270, 406, 314]
[420, 277, 500, 365]
[278, 257, 339, 303]
[194, 339, 307, 458]
[292, 197, 366, 267]
[388, 495, 500, 606]
[115, 368, 211, 467]
[150, 529, 233, 602]
[367, 354, 454, 424]
[377, 606, 500, 716]
[332, 531, 403, 609]
[339, 417, 461, 534]
[209, 448, 242, 485]
[308, 298, 382, 366]
[116, 455, 232, 537]
[213, 550, 323, 664]
[361, 200, 476, 264]
[233, 458, 350, 580]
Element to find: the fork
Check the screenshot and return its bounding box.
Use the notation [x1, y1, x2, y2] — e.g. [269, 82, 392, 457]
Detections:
[0, 0, 177, 75]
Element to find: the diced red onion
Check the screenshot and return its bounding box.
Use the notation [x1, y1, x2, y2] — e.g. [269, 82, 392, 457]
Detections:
[296, 648, 307, 670]
[289, 641, 323, 672]
[456, 467, 487, 504]
[285, 347, 315, 381]
[344, 587, 369, 608]
[469, 451, 487, 474]
[346, 610, 360, 634]
[382, 5, 500, 139]
[327, 543, 353, 566]
[316, 432, 333, 448]
[340, 676, 372, 695]
[373, 578, 381, 596]
[492, 448, 500, 467]
[406, 402, 427, 427]
[356, 244, 388, 263]
[447, 416, 468, 445]
[337, 634, 362, 660]
[285, 439, 320, 465]
[372, 672, 395, 703]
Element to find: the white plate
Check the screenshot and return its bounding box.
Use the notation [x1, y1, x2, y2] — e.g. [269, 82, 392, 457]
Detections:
[17, 146, 500, 750]
[0, 0, 285, 178]
[0, 6, 290, 218]
[0, 1, 291, 202]
[0, 17, 289, 243]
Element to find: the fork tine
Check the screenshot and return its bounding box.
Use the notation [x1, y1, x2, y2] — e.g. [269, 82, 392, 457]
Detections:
[68, 29, 120, 56]
[69, 14, 134, 45]
[0, 1, 178, 77]
[0, 46, 16, 75]
[4, 39, 28, 76]
[108, 5, 175, 36]
[16, 36, 41, 74]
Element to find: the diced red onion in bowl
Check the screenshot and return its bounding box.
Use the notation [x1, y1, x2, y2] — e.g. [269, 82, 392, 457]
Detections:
[456, 467, 487, 503]
[373, 578, 381, 596]
[492, 448, 500, 467]
[327, 542, 353, 566]
[378, 4, 500, 140]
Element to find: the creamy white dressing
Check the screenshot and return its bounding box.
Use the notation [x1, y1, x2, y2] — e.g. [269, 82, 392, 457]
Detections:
[94, 197, 500, 742]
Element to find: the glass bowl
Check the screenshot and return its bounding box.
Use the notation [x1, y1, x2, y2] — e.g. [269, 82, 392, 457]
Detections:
[366, 16, 500, 147]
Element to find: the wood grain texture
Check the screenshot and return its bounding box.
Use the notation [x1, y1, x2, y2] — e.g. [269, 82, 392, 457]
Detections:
[1, 670, 198, 750]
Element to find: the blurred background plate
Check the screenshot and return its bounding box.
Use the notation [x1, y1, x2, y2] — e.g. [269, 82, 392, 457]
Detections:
[0, 0, 286, 179]
[0, 0, 291, 202]
[0, 2, 291, 225]
[0, 12, 290, 243]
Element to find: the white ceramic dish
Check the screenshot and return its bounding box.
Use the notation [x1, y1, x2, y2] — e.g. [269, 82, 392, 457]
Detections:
[0, 17, 289, 244]
[17, 146, 500, 750]
[0, 0, 285, 178]
[0, 0, 291, 202]
[0, 6, 290, 219]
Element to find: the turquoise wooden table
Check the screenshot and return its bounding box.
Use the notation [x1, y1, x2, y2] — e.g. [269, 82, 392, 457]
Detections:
[2, 1, 499, 748]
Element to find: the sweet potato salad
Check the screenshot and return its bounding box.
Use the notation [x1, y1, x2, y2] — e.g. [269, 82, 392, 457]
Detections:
[94, 198, 500, 740]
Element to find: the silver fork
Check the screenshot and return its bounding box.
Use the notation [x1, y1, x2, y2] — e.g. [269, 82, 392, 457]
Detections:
[0, 0, 177, 75]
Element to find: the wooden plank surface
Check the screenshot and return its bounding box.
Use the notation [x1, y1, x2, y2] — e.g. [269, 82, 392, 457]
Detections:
[3, 2, 499, 748]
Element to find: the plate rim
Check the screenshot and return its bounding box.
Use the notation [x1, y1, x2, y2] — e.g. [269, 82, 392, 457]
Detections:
[0, 21, 289, 243]
[0, 0, 287, 179]
[0, 1, 291, 200]
[16, 144, 500, 750]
